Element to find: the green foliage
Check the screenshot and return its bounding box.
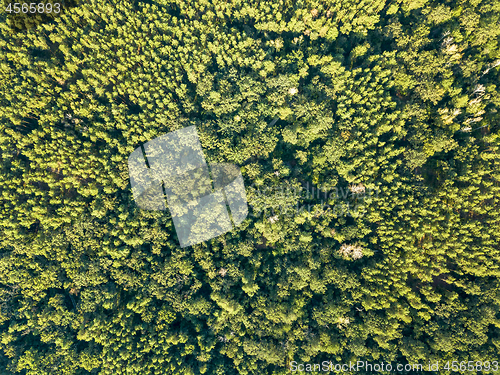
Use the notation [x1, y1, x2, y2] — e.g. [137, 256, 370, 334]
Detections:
[0, 0, 499, 374]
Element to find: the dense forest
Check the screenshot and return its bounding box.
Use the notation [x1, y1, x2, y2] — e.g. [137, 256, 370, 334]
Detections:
[1, 0, 499, 374]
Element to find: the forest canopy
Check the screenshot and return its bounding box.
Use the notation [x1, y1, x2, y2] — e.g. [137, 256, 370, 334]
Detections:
[0, 0, 499, 374]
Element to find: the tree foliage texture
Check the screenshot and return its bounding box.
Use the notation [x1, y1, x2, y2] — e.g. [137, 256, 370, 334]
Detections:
[1, 0, 500, 374]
